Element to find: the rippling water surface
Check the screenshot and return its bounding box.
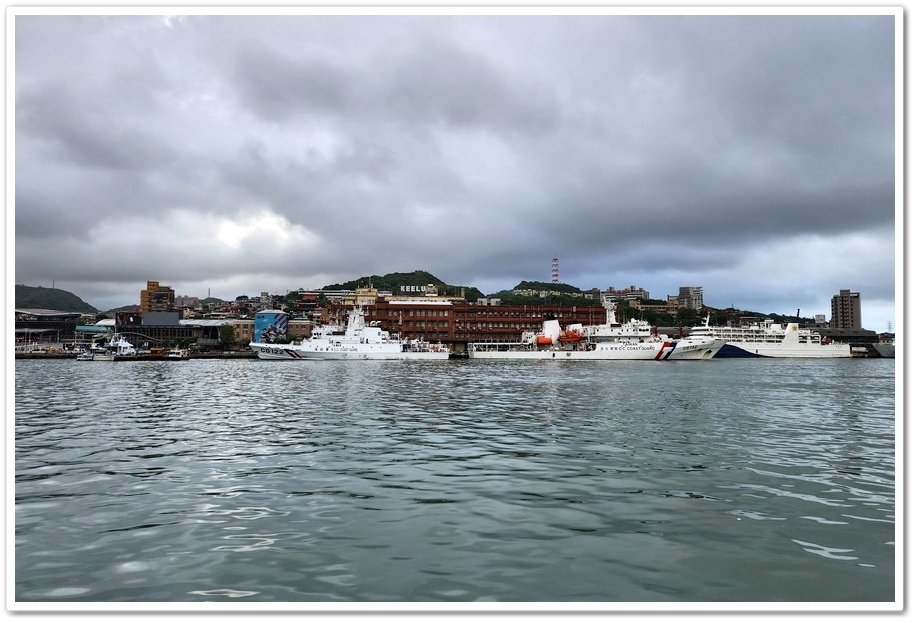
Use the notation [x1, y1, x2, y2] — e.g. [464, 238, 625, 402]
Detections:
[14, 358, 896, 603]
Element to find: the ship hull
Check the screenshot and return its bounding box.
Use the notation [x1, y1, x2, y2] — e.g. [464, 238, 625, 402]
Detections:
[469, 335, 725, 361]
[715, 342, 852, 358]
[667, 338, 726, 360]
[250, 342, 449, 360]
[468, 342, 675, 360]
[873, 343, 895, 358]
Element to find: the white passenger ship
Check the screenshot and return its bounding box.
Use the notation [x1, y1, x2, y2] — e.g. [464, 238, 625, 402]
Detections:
[249, 306, 450, 360]
[687, 317, 851, 358]
[468, 298, 724, 360]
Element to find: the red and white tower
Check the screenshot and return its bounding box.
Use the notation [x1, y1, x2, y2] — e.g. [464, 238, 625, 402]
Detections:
[551, 257, 559, 284]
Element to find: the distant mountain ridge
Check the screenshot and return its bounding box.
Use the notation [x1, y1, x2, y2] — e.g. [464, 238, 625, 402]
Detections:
[15, 284, 98, 314]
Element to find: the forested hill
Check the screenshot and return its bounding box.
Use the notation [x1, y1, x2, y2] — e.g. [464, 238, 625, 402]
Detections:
[323, 270, 484, 300]
[488, 280, 602, 306]
[15, 285, 98, 314]
[509, 280, 585, 294]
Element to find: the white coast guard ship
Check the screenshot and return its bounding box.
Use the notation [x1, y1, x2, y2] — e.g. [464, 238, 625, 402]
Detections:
[249, 306, 449, 360]
[468, 297, 723, 360]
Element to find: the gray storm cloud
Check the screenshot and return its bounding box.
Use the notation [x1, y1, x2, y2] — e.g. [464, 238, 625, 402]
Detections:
[14, 13, 896, 327]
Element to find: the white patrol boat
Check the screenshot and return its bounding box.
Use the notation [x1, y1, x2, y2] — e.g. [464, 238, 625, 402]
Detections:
[249, 306, 450, 360]
[468, 297, 723, 361]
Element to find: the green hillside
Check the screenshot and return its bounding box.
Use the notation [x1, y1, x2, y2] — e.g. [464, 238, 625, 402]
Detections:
[323, 270, 484, 301]
[488, 280, 602, 306]
[511, 280, 585, 295]
[15, 284, 98, 314]
[106, 304, 140, 315]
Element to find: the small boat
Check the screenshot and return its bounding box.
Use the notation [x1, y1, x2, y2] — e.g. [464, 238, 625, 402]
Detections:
[78, 335, 138, 361]
[166, 348, 190, 360]
[76, 344, 111, 361]
[249, 306, 450, 360]
[108, 335, 138, 360]
[557, 327, 584, 343]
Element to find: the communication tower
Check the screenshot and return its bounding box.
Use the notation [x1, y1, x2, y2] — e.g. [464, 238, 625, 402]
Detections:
[551, 257, 559, 284]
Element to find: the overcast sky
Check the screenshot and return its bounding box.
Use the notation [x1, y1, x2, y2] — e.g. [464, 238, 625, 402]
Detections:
[13, 11, 898, 330]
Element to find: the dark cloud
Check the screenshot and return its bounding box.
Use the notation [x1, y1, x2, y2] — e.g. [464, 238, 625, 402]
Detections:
[18, 83, 177, 171]
[232, 45, 356, 121]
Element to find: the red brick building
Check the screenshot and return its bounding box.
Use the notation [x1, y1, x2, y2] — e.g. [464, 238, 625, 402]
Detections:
[330, 298, 607, 345]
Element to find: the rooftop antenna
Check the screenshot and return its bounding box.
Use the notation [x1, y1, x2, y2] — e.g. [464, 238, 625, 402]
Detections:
[551, 257, 559, 284]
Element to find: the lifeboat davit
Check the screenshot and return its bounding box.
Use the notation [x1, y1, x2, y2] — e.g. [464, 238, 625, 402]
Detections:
[558, 330, 583, 343]
[535, 335, 554, 346]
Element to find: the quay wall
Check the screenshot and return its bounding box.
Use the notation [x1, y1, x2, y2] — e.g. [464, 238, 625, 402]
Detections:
[15, 351, 258, 360]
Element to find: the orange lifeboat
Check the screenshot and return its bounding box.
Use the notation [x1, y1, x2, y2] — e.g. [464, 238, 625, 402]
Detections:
[558, 329, 583, 343]
[535, 335, 554, 346]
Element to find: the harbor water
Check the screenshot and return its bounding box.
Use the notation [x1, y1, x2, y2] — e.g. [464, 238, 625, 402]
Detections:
[14, 358, 896, 604]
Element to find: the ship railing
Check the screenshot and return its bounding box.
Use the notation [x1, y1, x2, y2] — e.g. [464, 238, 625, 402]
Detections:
[469, 342, 531, 352]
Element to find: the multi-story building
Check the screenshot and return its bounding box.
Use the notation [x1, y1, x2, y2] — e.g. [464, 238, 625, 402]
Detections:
[174, 295, 200, 309]
[630, 299, 678, 313]
[677, 286, 704, 311]
[605, 285, 651, 301]
[140, 280, 175, 312]
[830, 289, 862, 330]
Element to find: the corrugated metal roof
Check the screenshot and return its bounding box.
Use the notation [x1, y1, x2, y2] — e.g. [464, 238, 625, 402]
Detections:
[15, 308, 83, 317]
[179, 319, 236, 327]
[84, 318, 238, 328]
